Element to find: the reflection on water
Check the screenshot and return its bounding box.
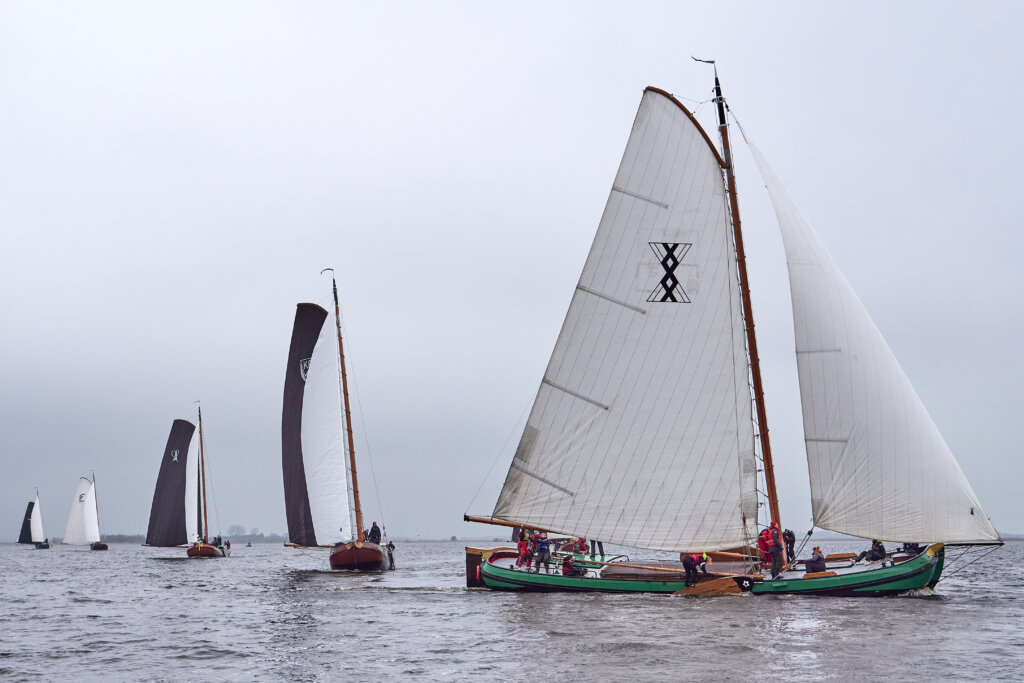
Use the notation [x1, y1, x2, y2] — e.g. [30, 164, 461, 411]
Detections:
[0, 540, 1020, 680]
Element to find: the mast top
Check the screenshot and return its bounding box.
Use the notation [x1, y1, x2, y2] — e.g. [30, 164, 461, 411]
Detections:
[691, 55, 718, 76]
[322, 268, 340, 307]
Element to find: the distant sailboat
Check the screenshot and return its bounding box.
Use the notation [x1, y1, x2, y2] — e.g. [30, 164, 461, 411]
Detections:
[146, 413, 230, 558]
[281, 271, 394, 571]
[18, 494, 50, 549]
[62, 475, 107, 551]
[465, 71, 999, 595]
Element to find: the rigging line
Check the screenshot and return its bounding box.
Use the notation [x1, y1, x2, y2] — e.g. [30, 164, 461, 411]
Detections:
[335, 308, 387, 526]
[792, 526, 815, 561]
[941, 544, 1000, 580]
[202, 421, 223, 535]
[464, 395, 534, 513]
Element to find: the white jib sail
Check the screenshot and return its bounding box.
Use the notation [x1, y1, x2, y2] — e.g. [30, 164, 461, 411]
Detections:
[62, 477, 100, 545]
[30, 495, 45, 543]
[301, 312, 354, 545]
[744, 133, 999, 543]
[185, 437, 199, 543]
[493, 89, 758, 552]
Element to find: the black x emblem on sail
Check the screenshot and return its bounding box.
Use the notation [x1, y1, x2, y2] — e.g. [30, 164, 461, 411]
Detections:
[647, 242, 692, 303]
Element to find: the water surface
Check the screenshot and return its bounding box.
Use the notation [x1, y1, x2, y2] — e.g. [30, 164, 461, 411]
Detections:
[0, 540, 1020, 681]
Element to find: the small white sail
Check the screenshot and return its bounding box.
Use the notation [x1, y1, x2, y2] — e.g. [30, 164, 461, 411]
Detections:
[493, 89, 758, 552]
[62, 478, 100, 545]
[300, 310, 354, 545]
[744, 133, 999, 543]
[185, 436, 200, 543]
[30, 495, 45, 543]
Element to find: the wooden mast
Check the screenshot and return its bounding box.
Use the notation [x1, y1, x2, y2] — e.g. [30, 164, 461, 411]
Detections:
[710, 66, 781, 528]
[198, 405, 209, 543]
[329, 273, 365, 542]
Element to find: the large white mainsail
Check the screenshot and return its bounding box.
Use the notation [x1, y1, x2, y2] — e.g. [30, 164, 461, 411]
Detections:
[744, 133, 999, 543]
[300, 309, 355, 545]
[493, 88, 759, 552]
[62, 477, 101, 545]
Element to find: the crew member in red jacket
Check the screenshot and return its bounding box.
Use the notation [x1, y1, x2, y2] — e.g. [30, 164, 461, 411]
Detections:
[757, 527, 771, 566]
[767, 521, 784, 578]
[682, 552, 709, 586]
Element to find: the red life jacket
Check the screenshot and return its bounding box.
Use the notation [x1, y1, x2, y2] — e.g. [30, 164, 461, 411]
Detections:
[688, 553, 703, 563]
[766, 528, 780, 547]
[562, 556, 575, 572]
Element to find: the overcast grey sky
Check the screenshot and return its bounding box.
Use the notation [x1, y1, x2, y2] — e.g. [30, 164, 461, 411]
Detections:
[2, 2, 1021, 542]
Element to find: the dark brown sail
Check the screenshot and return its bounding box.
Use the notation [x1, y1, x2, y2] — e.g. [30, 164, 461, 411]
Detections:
[281, 303, 328, 547]
[145, 419, 195, 547]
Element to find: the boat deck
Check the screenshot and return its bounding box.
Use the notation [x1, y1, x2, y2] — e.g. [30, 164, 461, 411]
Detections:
[773, 551, 920, 581]
[489, 552, 752, 582]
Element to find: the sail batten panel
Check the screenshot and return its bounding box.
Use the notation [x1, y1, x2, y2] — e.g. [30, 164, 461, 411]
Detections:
[745, 135, 999, 543]
[493, 89, 758, 552]
[63, 478, 100, 545]
[146, 420, 195, 547]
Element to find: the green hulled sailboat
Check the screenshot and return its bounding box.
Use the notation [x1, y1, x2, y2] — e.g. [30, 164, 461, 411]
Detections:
[465, 68, 1000, 595]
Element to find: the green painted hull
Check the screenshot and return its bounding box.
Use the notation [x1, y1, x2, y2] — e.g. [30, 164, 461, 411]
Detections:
[749, 544, 945, 597]
[480, 552, 691, 593]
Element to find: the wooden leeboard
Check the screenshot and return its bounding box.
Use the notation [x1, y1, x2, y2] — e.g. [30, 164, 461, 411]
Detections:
[674, 576, 746, 596]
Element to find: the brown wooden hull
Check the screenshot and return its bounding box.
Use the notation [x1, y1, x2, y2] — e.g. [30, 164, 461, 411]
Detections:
[186, 543, 229, 558]
[90, 542, 108, 551]
[329, 541, 390, 571]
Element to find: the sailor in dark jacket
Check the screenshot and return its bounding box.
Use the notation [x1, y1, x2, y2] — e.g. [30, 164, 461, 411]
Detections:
[767, 521, 784, 578]
[367, 522, 382, 544]
[856, 540, 886, 563]
[805, 546, 827, 573]
[782, 529, 796, 562]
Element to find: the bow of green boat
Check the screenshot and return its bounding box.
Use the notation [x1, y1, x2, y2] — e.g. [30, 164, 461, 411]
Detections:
[744, 544, 944, 597]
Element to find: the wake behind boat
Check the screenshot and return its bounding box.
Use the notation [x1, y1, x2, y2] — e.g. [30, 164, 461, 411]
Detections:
[281, 271, 394, 572]
[465, 70, 999, 595]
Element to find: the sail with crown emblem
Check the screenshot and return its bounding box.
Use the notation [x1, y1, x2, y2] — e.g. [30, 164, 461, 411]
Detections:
[281, 303, 353, 547]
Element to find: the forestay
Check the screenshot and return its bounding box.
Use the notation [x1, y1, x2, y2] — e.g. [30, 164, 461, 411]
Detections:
[744, 134, 999, 543]
[493, 88, 759, 552]
[63, 477, 100, 545]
